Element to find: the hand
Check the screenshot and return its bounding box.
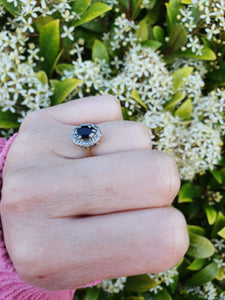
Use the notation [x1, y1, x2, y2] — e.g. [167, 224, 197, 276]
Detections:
[0, 95, 189, 290]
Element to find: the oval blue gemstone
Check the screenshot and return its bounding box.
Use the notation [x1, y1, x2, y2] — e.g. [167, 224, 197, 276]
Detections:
[77, 126, 93, 139]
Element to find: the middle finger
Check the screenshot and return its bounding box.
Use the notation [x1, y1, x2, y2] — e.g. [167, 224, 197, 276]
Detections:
[37, 150, 180, 217]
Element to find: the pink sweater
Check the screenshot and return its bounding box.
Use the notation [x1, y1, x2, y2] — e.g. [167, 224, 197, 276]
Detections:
[0, 136, 102, 299]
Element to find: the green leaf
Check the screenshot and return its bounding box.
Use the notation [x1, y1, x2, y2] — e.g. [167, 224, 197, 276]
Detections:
[132, 0, 143, 19]
[72, 0, 91, 15]
[74, 2, 111, 27]
[168, 24, 187, 53]
[85, 287, 100, 300]
[92, 40, 109, 64]
[187, 232, 215, 259]
[125, 274, 159, 292]
[35, 15, 54, 32]
[216, 266, 225, 281]
[169, 274, 179, 294]
[181, 0, 192, 3]
[81, 19, 105, 33]
[35, 71, 48, 85]
[177, 47, 217, 61]
[119, 0, 129, 10]
[204, 204, 217, 225]
[207, 63, 225, 86]
[55, 63, 75, 76]
[178, 182, 201, 203]
[187, 258, 206, 271]
[0, 109, 19, 129]
[130, 90, 148, 110]
[211, 167, 225, 185]
[122, 107, 137, 121]
[152, 288, 172, 300]
[185, 262, 219, 286]
[51, 78, 82, 105]
[218, 226, 225, 239]
[1, 0, 22, 16]
[217, 155, 225, 167]
[51, 49, 64, 77]
[50, 79, 60, 90]
[165, 92, 185, 111]
[211, 212, 225, 238]
[153, 26, 165, 43]
[39, 19, 60, 77]
[172, 67, 193, 92]
[166, 0, 183, 33]
[174, 98, 192, 120]
[188, 225, 205, 236]
[142, 40, 162, 50]
[144, 9, 160, 26]
[137, 20, 149, 42]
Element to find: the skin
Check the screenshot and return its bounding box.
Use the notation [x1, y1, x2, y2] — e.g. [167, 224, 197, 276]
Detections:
[0, 95, 189, 291]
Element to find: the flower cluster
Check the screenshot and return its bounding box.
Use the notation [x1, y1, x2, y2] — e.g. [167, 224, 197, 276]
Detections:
[106, 14, 138, 51]
[148, 267, 178, 294]
[178, 0, 225, 55]
[0, 1, 225, 298]
[0, 27, 52, 116]
[63, 43, 173, 113]
[207, 191, 223, 206]
[142, 111, 222, 180]
[97, 277, 127, 293]
[193, 89, 225, 135]
[183, 282, 219, 300]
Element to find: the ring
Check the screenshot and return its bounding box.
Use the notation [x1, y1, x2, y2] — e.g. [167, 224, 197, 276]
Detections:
[71, 123, 102, 157]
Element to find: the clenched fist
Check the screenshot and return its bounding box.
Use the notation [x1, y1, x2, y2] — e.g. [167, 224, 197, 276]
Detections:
[0, 95, 189, 291]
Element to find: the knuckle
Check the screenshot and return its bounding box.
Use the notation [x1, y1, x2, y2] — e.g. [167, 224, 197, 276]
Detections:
[166, 208, 189, 264]
[133, 122, 152, 148]
[154, 151, 180, 203]
[106, 94, 122, 118]
[166, 155, 181, 200]
[19, 110, 44, 133]
[1, 172, 35, 213]
[20, 111, 38, 128]
[149, 208, 189, 273]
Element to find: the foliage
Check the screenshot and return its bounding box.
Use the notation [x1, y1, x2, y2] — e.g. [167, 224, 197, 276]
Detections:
[0, 0, 225, 299]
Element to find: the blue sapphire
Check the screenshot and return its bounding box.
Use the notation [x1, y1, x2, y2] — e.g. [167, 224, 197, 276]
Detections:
[77, 125, 94, 140]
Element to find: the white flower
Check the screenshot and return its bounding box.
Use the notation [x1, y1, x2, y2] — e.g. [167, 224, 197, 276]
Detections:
[187, 36, 202, 53]
[61, 25, 75, 41]
[98, 277, 127, 294]
[200, 6, 215, 24]
[17, 17, 35, 33]
[180, 8, 193, 23]
[206, 23, 220, 39]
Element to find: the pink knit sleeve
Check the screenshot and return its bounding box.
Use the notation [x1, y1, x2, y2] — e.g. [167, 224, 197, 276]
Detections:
[0, 135, 103, 299]
[0, 135, 75, 299]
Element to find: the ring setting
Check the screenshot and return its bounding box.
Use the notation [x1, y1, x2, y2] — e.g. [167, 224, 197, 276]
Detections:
[71, 124, 101, 154]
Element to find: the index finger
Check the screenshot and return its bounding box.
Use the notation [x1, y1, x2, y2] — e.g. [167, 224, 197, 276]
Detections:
[43, 95, 123, 125]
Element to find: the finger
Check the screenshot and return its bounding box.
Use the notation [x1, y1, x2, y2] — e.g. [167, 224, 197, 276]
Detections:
[27, 150, 180, 217]
[43, 95, 123, 125]
[14, 118, 152, 160]
[19, 207, 189, 290]
[42, 120, 152, 158]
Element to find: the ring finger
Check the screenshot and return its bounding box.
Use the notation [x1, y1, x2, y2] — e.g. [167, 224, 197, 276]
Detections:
[48, 120, 152, 159]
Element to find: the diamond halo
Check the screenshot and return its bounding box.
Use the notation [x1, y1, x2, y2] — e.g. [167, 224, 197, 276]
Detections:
[71, 123, 101, 148]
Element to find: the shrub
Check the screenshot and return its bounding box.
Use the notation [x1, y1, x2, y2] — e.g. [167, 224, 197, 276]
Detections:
[0, 0, 225, 299]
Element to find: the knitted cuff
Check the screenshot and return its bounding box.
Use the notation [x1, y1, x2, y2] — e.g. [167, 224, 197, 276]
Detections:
[0, 134, 103, 299]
